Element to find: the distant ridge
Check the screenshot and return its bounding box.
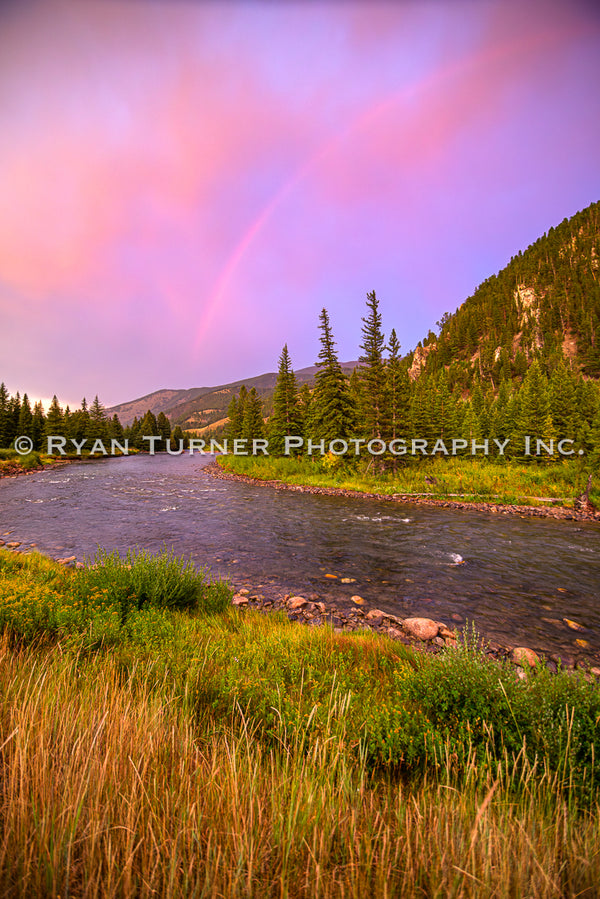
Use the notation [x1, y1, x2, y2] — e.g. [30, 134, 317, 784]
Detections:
[107, 362, 359, 428]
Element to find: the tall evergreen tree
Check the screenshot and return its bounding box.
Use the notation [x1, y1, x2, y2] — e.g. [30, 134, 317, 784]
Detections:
[157, 412, 171, 448]
[310, 308, 355, 443]
[268, 344, 303, 454]
[385, 328, 411, 443]
[8, 392, 21, 447]
[139, 410, 159, 448]
[44, 395, 65, 442]
[87, 396, 108, 443]
[108, 414, 126, 444]
[357, 290, 386, 440]
[31, 401, 45, 451]
[0, 383, 9, 448]
[70, 398, 90, 443]
[242, 387, 265, 441]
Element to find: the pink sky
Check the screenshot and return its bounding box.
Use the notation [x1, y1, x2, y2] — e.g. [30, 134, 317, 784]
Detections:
[1, 0, 599, 408]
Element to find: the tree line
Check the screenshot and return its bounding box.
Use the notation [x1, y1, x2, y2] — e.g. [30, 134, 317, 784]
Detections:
[0, 389, 186, 453]
[227, 291, 600, 465]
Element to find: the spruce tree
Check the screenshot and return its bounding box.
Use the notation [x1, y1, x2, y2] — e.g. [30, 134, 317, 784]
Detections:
[357, 291, 386, 440]
[70, 398, 90, 444]
[87, 396, 108, 443]
[139, 410, 159, 449]
[31, 401, 45, 451]
[311, 308, 355, 443]
[157, 412, 171, 448]
[241, 388, 265, 441]
[17, 393, 33, 440]
[108, 414, 126, 444]
[268, 344, 303, 454]
[8, 393, 21, 446]
[44, 396, 65, 442]
[0, 383, 9, 448]
[171, 425, 187, 449]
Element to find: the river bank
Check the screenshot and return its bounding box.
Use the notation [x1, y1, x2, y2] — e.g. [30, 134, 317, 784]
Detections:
[2, 547, 600, 897]
[206, 457, 600, 522]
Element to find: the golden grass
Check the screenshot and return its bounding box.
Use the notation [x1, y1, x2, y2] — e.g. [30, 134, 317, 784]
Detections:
[1, 637, 599, 898]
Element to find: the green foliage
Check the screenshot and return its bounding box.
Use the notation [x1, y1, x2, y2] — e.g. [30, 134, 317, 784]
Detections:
[357, 290, 387, 440]
[241, 386, 265, 441]
[2, 548, 600, 809]
[268, 344, 303, 453]
[310, 308, 356, 443]
[0, 548, 230, 642]
[75, 547, 230, 618]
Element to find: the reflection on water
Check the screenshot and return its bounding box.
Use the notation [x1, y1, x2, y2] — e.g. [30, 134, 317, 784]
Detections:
[1, 453, 599, 658]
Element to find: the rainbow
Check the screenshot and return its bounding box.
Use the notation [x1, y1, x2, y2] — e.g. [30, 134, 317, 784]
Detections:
[193, 19, 580, 354]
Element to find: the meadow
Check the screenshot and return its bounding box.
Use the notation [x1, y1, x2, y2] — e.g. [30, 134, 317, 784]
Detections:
[217, 453, 600, 509]
[0, 547, 599, 897]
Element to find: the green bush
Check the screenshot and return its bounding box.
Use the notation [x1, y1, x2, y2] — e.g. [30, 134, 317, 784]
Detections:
[75, 547, 231, 620]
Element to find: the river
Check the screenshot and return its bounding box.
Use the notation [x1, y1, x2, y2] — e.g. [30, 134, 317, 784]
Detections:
[1, 453, 599, 660]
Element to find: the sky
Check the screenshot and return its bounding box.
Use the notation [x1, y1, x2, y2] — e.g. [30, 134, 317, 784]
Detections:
[1, 0, 599, 410]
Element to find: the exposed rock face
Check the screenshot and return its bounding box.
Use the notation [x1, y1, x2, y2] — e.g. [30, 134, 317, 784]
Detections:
[408, 343, 434, 381]
[514, 284, 543, 350]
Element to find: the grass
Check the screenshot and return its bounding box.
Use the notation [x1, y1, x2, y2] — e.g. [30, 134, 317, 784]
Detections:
[217, 454, 600, 508]
[0, 449, 46, 473]
[1, 548, 600, 896]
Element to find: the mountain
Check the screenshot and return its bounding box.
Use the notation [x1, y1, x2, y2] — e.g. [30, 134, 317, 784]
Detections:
[107, 362, 359, 428]
[412, 200, 600, 389]
[109, 200, 600, 431]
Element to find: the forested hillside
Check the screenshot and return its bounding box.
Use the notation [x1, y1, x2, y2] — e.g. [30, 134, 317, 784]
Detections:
[418, 200, 600, 388]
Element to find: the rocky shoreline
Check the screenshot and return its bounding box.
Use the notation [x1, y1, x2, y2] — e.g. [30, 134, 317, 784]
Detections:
[227, 585, 600, 679]
[202, 459, 600, 675]
[204, 459, 600, 522]
[1, 537, 599, 677]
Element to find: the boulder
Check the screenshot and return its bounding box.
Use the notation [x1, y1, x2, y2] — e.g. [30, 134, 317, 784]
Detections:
[287, 596, 308, 610]
[366, 609, 385, 621]
[232, 594, 249, 605]
[403, 617, 439, 641]
[510, 647, 539, 668]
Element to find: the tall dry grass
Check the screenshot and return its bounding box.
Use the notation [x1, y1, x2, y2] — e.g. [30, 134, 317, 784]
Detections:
[1, 636, 599, 898]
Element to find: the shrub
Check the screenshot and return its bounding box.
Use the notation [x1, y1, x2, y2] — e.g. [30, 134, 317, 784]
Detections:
[74, 547, 231, 620]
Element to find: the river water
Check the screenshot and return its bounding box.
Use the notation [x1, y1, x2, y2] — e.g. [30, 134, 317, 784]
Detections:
[1, 453, 599, 660]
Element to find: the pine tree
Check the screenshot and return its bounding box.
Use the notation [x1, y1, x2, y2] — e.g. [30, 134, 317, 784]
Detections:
[512, 361, 551, 460]
[157, 412, 171, 448]
[310, 308, 355, 443]
[171, 425, 187, 449]
[87, 396, 108, 443]
[242, 388, 265, 441]
[268, 344, 303, 454]
[70, 398, 90, 443]
[549, 362, 576, 439]
[0, 383, 9, 448]
[7, 392, 21, 446]
[226, 387, 248, 440]
[357, 291, 386, 440]
[17, 394, 33, 439]
[139, 410, 159, 449]
[45, 396, 65, 441]
[384, 328, 411, 466]
[108, 414, 126, 444]
[31, 402, 45, 451]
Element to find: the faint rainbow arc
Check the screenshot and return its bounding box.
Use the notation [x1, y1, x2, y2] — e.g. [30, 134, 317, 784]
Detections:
[193, 21, 584, 352]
